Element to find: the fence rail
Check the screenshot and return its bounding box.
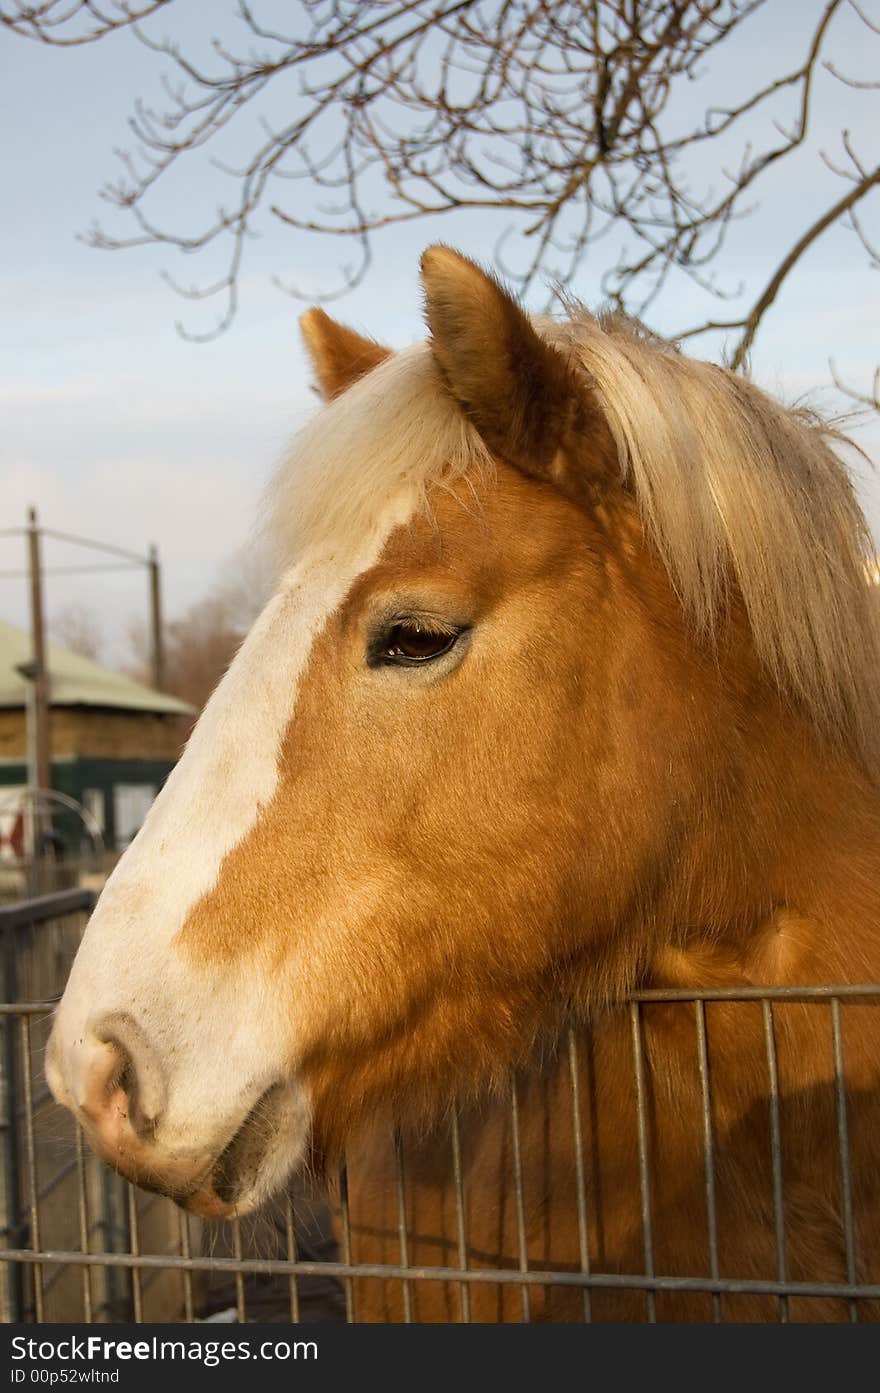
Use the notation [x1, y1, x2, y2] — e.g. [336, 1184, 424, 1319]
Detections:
[2, 892, 879, 1323]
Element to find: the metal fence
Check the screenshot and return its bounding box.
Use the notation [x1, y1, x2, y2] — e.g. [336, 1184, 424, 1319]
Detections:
[1, 891, 879, 1323]
[0, 890, 203, 1323]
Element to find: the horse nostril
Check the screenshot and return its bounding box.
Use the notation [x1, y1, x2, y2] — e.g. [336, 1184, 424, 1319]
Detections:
[106, 1039, 139, 1114]
[77, 1036, 130, 1125]
[87, 1012, 166, 1136]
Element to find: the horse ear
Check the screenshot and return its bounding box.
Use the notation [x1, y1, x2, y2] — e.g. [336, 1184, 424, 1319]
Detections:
[299, 308, 392, 400]
[420, 245, 613, 493]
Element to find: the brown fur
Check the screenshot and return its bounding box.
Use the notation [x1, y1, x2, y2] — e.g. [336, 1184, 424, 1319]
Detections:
[180, 461, 880, 1319]
[344, 996, 880, 1321]
[177, 249, 880, 1319]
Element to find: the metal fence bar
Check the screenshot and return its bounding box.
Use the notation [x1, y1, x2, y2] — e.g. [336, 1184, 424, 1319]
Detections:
[0, 890, 96, 934]
[566, 1027, 592, 1323]
[393, 1132, 412, 1322]
[284, 1193, 300, 1323]
[0, 1004, 104, 1016]
[177, 1212, 194, 1323]
[629, 1002, 655, 1322]
[632, 984, 880, 1002]
[0, 892, 96, 1323]
[100, 1172, 128, 1320]
[338, 1160, 355, 1323]
[2, 983, 879, 1019]
[761, 1000, 787, 1323]
[126, 1188, 143, 1323]
[449, 1109, 470, 1323]
[508, 1073, 530, 1322]
[19, 1016, 43, 1322]
[2, 1246, 878, 1301]
[74, 1130, 93, 1322]
[694, 1000, 721, 1323]
[1, 917, 24, 1322]
[830, 998, 858, 1324]
[232, 1219, 246, 1322]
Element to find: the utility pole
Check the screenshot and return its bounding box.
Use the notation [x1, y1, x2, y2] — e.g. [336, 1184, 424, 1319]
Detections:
[148, 544, 165, 692]
[26, 507, 51, 803]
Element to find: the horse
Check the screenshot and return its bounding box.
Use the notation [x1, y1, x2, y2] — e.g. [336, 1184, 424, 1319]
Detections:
[45, 246, 880, 1321]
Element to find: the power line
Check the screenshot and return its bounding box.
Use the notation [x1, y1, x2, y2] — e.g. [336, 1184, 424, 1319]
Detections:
[0, 563, 144, 579]
[0, 525, 150, 566]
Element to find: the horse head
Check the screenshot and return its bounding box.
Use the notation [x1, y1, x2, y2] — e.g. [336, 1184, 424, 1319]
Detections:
[46, 248, 880, 1220]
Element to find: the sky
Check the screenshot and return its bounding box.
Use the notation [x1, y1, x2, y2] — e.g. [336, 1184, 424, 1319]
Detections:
[2, 0, 879, 665]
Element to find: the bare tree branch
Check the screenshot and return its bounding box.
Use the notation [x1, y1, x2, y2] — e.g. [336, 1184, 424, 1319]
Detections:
[674, 154, 880, 368]
[2, 0, 878, 407]
[1, 0, 171, 46]
[832, 361, 880, 412]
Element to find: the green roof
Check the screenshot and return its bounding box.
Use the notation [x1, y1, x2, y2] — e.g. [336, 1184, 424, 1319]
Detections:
[0, 619, 194, 717]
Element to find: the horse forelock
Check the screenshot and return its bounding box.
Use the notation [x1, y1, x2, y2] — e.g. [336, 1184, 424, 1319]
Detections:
[266, 342, 491, 567]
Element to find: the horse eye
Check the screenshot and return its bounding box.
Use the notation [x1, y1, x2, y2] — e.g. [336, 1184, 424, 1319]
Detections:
[381, 622, 458, 664]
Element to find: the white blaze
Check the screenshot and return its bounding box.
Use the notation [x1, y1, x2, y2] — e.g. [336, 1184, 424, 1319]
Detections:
[49, 495, 418, 1153]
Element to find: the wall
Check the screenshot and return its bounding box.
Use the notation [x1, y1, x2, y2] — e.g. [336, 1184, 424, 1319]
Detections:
[0, 707, 187, 762]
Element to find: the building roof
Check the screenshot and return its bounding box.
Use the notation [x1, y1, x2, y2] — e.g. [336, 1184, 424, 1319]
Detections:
[0, 620, 195, 717]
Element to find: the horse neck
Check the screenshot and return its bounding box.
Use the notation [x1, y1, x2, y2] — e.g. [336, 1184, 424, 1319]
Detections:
[656, 697, 880, 989]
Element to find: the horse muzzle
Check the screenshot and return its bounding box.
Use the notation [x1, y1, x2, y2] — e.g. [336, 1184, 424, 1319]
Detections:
[46, 1012, 309, 1217]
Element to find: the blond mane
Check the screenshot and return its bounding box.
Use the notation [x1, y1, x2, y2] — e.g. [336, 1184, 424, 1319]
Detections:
[272, 312, 880, 777]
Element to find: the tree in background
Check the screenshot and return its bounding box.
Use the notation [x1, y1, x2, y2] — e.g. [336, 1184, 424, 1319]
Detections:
[51, 603, 104, 662]
[126, 598, 239, 713]
[2, 0, 877, 409]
